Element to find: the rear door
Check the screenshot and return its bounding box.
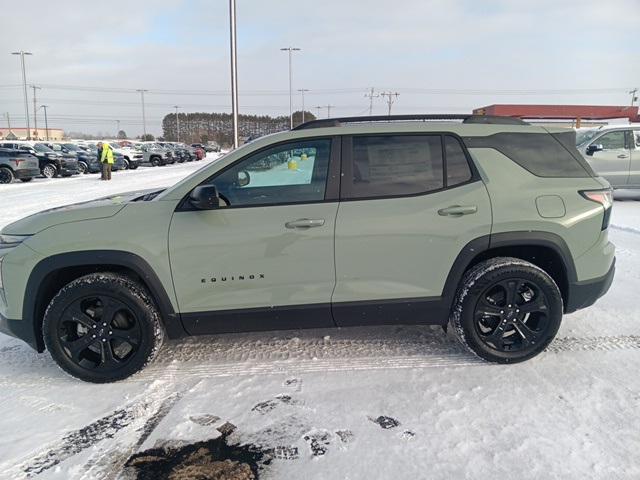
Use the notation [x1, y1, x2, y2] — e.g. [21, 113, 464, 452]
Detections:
[587, 130, 631, 187]
[332, 134, 492, 326]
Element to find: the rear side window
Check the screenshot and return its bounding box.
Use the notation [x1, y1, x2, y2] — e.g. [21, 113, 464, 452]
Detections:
[445, 136, 472, 186]
[344, 135, 444, 199]
[464, 132, 594, 178]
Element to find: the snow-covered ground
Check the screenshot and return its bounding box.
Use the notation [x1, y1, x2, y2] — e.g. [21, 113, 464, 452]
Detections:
[0, 167, 639, 479]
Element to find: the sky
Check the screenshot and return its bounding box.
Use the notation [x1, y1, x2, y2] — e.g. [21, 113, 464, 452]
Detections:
[0, 0, 638, 137]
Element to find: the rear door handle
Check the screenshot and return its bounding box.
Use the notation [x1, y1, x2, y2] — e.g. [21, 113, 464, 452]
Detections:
[438, 205, 478, 216]
[285, 218, 325, 229]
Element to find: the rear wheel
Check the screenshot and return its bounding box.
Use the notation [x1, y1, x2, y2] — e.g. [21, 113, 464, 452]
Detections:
[43, 273, 165, 383]
[0, 167, 14, 184]
[150, 157, 160, 167]
[78, 161, 88, 174]
[449, 257, 563, 363]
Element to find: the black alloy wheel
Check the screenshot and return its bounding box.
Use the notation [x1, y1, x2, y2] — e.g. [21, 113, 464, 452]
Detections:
[0, 166, 14, 184]
[473, 278, 550, 352]
[43, 273, 164, 382]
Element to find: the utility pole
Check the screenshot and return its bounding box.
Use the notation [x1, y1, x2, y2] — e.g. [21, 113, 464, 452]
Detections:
[297, 88, 309, 123]
[30, 85, 41, 139]
[630, 88, 639, 107]
[380, 91, 400, 116]
[325, 105, 333, 119]
[136, 89, 148, 138]
[39, 105, 49, 141]
[174, 105, 181, 142]
[11, 51, 32, 140]
[364, 87, 379, 115]
[4, 112, 11, 131]
[280, 47, 301, 129]
[229, 0, 239, 148]
[116, 119, 121, 135]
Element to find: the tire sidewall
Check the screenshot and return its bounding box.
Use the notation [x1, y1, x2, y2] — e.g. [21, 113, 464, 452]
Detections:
[453, 259, 563, 363]
[43, 274, 163, 383]
[0, 167, 14, 184]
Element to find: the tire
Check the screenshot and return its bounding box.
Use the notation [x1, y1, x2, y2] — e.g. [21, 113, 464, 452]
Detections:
[43, 273, 165, 383]
[122, 159, 130, 170]
[20, 177, 34, 182]
[129, 163, 139, 170]
[78, 162, 88, 174]
[449, 257, 563, 364]
[150, 157, 160, 167]
[0, 167, 14, 184]
[42, 164, 57, 178]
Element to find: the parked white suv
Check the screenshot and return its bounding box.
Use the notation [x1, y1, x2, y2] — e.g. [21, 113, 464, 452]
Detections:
[576, 124, 640, 189]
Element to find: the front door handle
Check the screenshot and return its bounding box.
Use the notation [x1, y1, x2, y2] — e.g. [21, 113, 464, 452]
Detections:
[618, 154, 629, 159]
[285, 218, 325, 229]
[438, 205, 478, 217]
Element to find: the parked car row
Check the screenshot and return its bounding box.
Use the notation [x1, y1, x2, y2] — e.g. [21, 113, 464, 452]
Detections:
[0, 140, 207, 184]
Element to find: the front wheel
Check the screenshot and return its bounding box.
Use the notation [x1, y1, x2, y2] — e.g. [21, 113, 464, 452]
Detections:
[449, 257, 563, 364]
[42, 164, 57, 178]
[0, 167, 14, 184]
[78, 162, 88, 174]
[43, 273, 165, 383]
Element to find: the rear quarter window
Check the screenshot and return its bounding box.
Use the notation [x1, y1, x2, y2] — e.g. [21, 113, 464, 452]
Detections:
[464, 131, 595, 178]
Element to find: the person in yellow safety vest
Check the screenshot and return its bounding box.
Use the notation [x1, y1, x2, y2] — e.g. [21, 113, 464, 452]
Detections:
[99, 142, 114, 181]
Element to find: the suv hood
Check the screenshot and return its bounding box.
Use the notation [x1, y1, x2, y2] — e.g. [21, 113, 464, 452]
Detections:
[1, 189, 159, 235]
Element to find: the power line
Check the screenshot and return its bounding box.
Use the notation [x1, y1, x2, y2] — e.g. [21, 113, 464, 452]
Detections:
[380, 91, 400, 115]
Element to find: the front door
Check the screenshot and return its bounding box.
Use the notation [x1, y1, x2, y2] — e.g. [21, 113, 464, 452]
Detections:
[587, 130, 631, 188]
[168, 137, 340, 334]
[332, 134, 492, 325]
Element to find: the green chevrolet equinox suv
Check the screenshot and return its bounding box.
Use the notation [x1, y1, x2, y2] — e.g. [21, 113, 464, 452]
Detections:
[0, 115, 615, 382]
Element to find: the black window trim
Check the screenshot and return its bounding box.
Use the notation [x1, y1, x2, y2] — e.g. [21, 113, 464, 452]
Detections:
[339, 132, 481, 203]
[176, 135, 342, 211]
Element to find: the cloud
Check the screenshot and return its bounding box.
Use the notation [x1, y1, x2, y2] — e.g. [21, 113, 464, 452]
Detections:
[0, 0, 638, 135]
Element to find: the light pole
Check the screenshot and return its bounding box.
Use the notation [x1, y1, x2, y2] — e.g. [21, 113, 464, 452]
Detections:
[173, 105, 181, 142]
[39, 105, 49, 141]
[30, 85, 41, 139]
[4, 112, 11, 131]
[116, 119, 120, 136]
[280, 47, 301, 129]
[11, 51, 32, 140]
[229, 0, 239, 149]
[297, 88, 309, 123]
[136, 89, 148, 138]
[315, 106, 322, 118]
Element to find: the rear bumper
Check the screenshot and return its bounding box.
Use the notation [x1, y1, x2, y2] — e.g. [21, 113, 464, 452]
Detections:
[566, 257, 615, 313]
[0, 312, 39, 351]
[14, 168, 41, 179]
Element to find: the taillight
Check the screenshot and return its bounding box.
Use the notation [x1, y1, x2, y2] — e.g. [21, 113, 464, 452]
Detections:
[580, 188, 613, 230]
[12, 158, 23, 166]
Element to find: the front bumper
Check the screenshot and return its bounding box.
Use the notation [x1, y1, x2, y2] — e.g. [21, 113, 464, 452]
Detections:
[566, 257, 615, 313]
[14, 168, 41, 179]
[0, 312, 39, 351]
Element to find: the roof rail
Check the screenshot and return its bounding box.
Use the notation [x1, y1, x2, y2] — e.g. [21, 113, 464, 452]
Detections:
[292, 114, 528, 130]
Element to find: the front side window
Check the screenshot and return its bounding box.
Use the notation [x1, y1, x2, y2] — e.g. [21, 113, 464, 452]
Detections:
[344, 135, 444, 199]
[594, 131, 626, 150]
[207, 139, 331, 207]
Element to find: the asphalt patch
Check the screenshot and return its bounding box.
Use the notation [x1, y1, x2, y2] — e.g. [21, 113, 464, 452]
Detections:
[368, 415, 401, 429]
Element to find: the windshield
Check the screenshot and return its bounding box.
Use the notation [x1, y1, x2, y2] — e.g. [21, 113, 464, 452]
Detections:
[576, 129, 601, 147]
[33, 143, 54, 153]
[63, 144, 80, 151]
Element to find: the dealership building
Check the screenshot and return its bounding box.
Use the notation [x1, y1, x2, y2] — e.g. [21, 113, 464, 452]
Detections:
[0, 127, 65, 141]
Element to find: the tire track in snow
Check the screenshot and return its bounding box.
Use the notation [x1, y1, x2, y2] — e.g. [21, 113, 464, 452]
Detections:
[0, 380, 182, 479]
[128, 335, 640, 382]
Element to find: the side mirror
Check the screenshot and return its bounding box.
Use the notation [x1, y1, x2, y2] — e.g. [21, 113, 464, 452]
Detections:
[237, 170, 250, 187]
[189, 185, 220, 210]
[586, 144, 603, 156]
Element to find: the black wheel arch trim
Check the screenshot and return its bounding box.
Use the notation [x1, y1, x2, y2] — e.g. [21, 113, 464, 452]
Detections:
[23, 250, 186, 352]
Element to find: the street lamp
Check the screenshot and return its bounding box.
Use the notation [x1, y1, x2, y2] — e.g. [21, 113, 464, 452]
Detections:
[297, 88, 309, 124]
[136, 89, 148, 138]
[229, 0, 239, 149]
[173, 105, 181, 142]
[280, 47, 301, 129]
[38, 105, 49, 141]
[11, 51, 32, 140]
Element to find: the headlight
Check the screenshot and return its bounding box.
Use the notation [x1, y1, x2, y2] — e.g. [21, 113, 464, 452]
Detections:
[0, 234, 31, 248]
